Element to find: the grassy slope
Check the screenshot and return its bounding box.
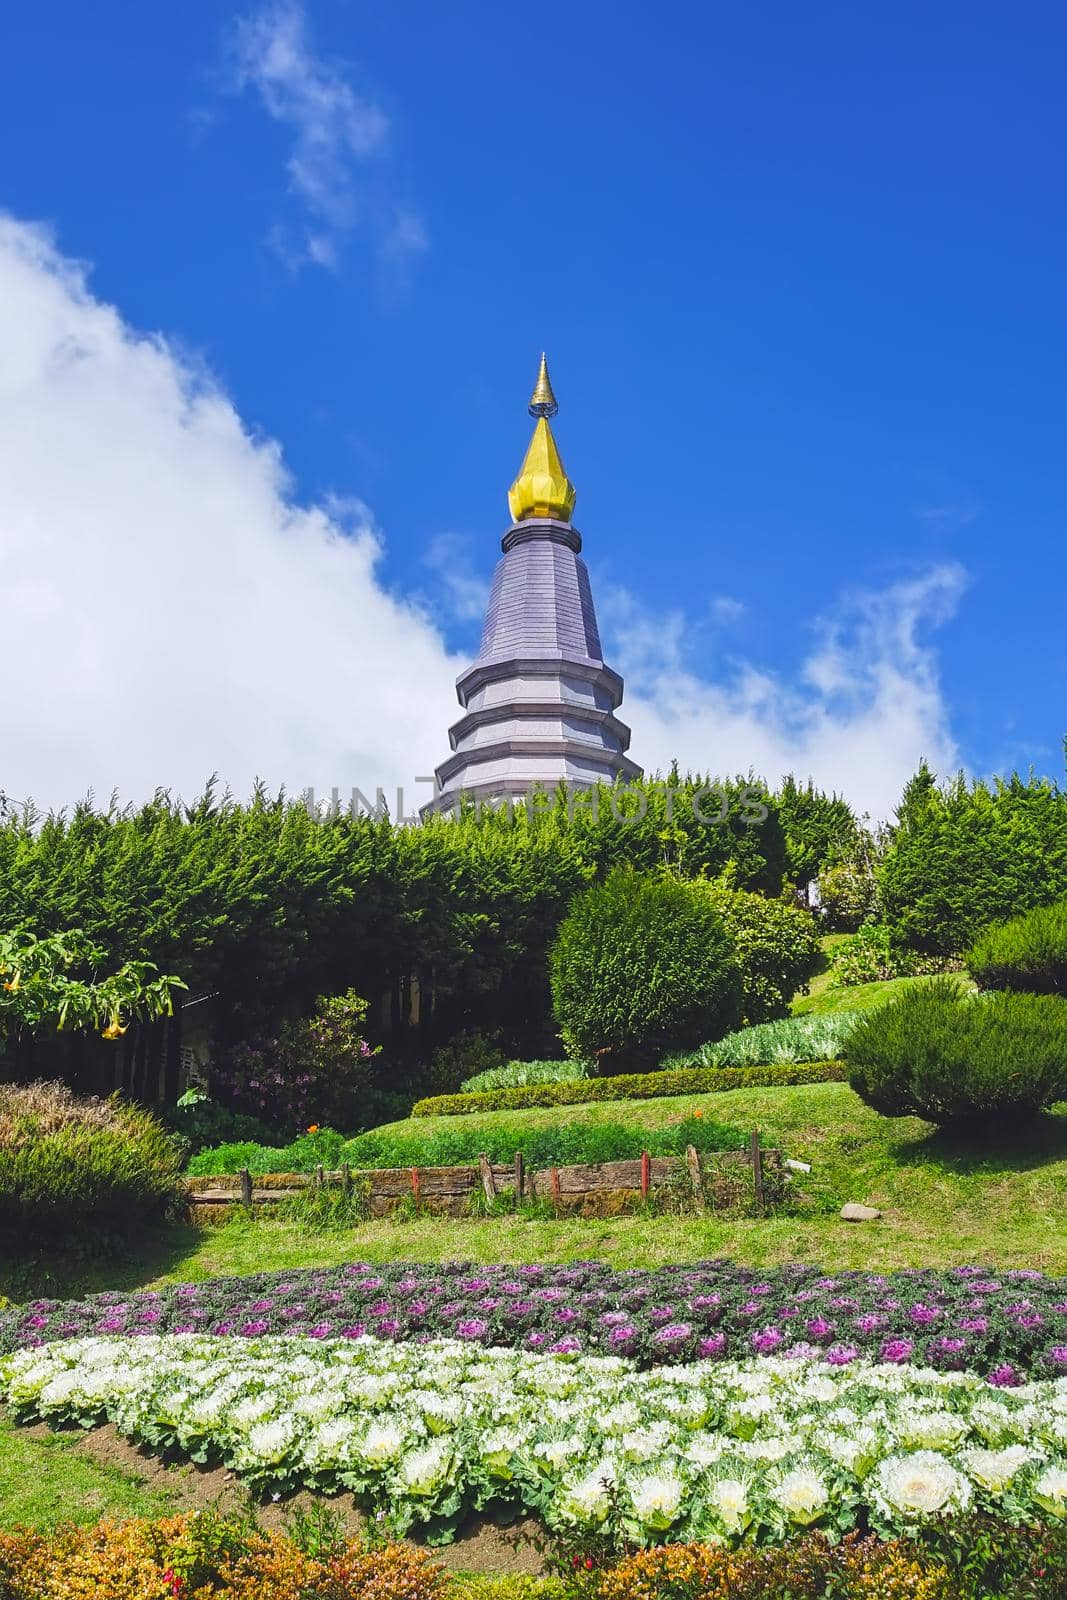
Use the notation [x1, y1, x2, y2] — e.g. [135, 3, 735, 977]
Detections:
[6, 1082, 1061, 1301]
[792, 973, 941, 1016]
[169, 1082, 1065, 1279]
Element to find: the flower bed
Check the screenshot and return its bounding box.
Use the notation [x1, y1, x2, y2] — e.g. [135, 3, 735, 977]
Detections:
[4, 1336, 1067, 1545]
[5, 1260, 1066, 1380]
[0, 1512, 446, 1599]
[3, 1517, 1064, 1599]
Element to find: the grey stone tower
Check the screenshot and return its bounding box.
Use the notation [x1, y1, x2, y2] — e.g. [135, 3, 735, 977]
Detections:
[424, 358, 640, 815]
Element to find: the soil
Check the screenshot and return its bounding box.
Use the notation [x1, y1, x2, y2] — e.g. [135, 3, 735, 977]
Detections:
[47, 1423, 547, 1575]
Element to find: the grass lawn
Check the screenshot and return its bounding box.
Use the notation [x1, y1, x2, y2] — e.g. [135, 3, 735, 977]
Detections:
[0, 1412, 176, 1529]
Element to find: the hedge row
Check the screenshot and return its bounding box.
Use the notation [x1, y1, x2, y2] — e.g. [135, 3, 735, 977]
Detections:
[411, 1060, 846, 1117]
[3, 1517, 1063, 1599]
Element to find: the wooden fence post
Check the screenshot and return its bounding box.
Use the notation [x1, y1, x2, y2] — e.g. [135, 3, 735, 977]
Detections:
[341, 1162, 351, 1197]
[239, 1167, 253, 1209]
[550, 1166, 562, 1209]
[479, 1153, 497, 1203]
[514, 1151, 524, 1210]
[640, 1150, 651, 1200]
[315, 1163, 325, 1191]
[410, 1166, 421, 1213]
[750, 1131, 765, 1215]
[685, 1144, 705, 1212]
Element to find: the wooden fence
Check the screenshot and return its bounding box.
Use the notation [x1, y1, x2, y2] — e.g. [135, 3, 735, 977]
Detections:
[186, 1135, 780, 1219]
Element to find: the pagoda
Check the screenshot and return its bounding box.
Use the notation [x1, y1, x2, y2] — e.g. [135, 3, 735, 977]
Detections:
[424, 357, 641, 814]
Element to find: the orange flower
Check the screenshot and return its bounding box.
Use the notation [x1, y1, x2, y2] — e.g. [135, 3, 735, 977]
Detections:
[693, 1108, 703, 1119]
[307, 1124, 319, 1134]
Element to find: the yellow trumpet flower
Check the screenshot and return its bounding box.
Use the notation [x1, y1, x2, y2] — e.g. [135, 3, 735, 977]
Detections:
[101, 1018, 128, 1040]
[2, 977, 19, 992]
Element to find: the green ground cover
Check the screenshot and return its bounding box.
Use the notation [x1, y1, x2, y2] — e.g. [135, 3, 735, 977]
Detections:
[0, 1411, 176, 1528]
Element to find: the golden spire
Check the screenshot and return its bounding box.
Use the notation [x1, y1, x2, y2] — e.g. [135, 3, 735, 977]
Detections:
[528, 352, 558, 418]
[508, 354, 577, 523]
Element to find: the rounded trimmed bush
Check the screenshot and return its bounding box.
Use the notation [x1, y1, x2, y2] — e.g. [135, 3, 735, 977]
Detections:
[548, 868, 741, 1071]
[0, 1081, 183, 1241]
[845, 977, 1067, 1127]
[696, 880, 822, 1023]
[968, 898, 1067, 995]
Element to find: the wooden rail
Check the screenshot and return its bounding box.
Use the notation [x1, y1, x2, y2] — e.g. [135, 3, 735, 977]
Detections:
[186, 1135, 779, 1218]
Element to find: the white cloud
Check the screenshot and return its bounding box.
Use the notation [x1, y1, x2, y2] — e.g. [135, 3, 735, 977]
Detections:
[423, 533, 491, 625]
[603, 566, 965, 820]
[229, 2, 426, 272]
[0, 217, 964, 825]
[0, 216, 458, 817]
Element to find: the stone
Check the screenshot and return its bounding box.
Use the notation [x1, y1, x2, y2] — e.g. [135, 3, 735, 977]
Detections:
[840, 1202, 882, 1222]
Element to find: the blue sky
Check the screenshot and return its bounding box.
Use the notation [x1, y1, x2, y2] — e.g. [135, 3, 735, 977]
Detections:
[1, 1, 1065, 816]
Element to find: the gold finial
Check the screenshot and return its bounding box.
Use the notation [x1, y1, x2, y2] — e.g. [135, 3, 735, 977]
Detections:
[508, 356, 576, 523]
[528, 352, 558, 419]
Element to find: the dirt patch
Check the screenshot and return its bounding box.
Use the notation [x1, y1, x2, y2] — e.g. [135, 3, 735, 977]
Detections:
[66, 1425, 546, 1575]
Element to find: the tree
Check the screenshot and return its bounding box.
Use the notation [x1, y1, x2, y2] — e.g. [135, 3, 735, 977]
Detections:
[775, 776, 860, 898]
[0, 927, 185, 1047]
[878, 769, 1067, 954]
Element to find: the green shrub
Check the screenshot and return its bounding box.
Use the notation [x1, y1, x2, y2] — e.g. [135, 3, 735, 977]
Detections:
[0, 1080, 183, 1240]
[460, 1059, 586, 1093]
[187, 1113, 747, 1176]
[411, 1061, 846, 1117]
[162, 1088, 275, 1155]
[696, 880, 822, 1023]
[968, 898, 1067, 996]
[815, 856, 877, 931]
[845, 977, 1067, 1126]
[549, 869, 741, 1071]
[418, 1029, 506, 1097]
[830, 924, 949, 987]
[664, 1013, 858, 1069]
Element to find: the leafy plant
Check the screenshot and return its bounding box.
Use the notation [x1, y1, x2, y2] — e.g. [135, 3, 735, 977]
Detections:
[665, 1013, 857, 1070]
[968, 899, 1067, 996]
[845, 977, 1067, 1127]
[0, 927, 185, 1043]
[815, 856, 878, 932]
[210, 989, 380, 1136]
[162, 1088, 275, 1154]
[418, 1029, 506, 1097]
[460, 1059, 586, 1093]
[549, 869, 741, 1071]
[829, 924, 949, 987]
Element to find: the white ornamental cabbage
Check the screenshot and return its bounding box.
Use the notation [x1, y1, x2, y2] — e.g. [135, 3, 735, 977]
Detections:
[962, 1444, 1034, 1491]
[709, 1476, 752, 1534]
[1033, 1465, 1067, 1519]
[361, 1420, 406, 1465]
[3, 1334, 1066, 1548]
[629, 1471, 684, 1529]
[773, 1465, 830, 1524]
[872, 1451, 972, 1519]
[399, 1440, 452, 1496]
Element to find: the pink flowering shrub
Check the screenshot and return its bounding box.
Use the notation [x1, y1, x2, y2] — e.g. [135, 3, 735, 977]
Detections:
[209, 990, 379, 1135]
